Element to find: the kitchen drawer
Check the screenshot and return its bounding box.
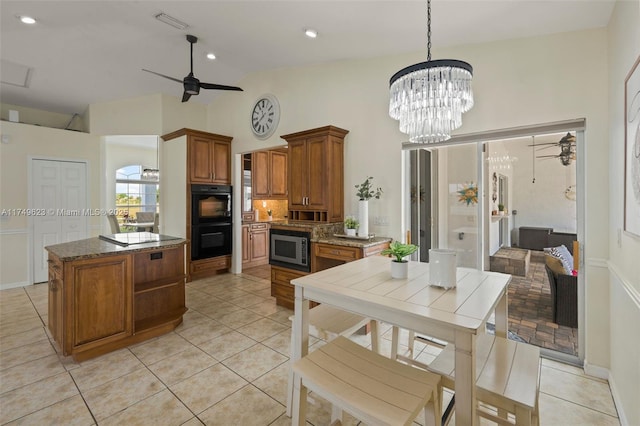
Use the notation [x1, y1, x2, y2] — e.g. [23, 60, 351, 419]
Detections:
[363, 241, 390, 257]
[314, 243, 360, 262]
[190, 255, 230, 277]
[242, 213, 255, 222]
[133, 247, 183, 285]
[271, 265, 307, 286]
[271, 282, 294, 309]
[250, 223, 269, 231]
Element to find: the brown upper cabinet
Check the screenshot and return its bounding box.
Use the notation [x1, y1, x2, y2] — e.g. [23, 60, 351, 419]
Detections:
[163, 129, 232, 185]
[281, 125, 348, 222]
[253, 149, 288, 199]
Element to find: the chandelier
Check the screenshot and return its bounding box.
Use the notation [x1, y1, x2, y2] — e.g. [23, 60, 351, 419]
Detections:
[141, 139, 160, 181]
[141, 167, 159, 181]
[389, 0, 474, 143]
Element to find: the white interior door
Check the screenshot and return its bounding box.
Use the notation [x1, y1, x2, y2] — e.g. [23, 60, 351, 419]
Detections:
[32, 159, 87, 283]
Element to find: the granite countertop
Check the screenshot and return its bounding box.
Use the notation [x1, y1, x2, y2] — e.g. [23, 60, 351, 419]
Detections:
[313, 236, 392, 248]
[45, 235, 186, 261]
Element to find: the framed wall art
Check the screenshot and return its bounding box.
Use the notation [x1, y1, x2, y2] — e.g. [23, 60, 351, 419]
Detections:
[624, 56, 640, 237]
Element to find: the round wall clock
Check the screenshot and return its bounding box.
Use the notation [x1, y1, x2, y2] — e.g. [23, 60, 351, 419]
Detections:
[250, 94, 280, 140]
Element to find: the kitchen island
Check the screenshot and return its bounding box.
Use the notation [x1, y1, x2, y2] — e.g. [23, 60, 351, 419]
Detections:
[45, 234, 186, 361]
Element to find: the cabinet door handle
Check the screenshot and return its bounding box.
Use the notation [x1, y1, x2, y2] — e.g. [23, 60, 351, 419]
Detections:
[213, 172, 216, 180]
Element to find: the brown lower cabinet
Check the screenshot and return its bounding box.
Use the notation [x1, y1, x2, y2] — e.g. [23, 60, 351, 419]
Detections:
[271, 240, 390, 309]
[242, 222, 269, 268]
[47, 243, 186, 361]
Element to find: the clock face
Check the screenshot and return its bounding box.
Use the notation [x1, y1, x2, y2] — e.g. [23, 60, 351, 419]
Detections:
[251, 95, 280, 139]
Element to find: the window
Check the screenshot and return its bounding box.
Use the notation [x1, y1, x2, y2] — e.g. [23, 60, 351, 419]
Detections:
[115, 165, 159, 231]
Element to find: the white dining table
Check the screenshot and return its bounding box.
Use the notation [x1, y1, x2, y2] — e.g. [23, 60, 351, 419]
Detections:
[290, 255, 511, 426]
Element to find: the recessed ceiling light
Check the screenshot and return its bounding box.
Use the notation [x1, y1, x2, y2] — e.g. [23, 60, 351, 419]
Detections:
[18, 15, 37, 25]
[304, 29, 318, 38]
[206, 53, 216, 60]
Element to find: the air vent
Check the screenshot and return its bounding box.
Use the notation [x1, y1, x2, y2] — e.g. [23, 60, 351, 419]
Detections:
[154, 12, 189, 30]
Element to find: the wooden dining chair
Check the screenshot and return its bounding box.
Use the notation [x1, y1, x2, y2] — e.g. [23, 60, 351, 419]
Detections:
[135, 212, 155, 231]
[107, 214, 120, 233]
[428, 333, 541, 426]
[292, 336, 441, 426]
[152, 213, 159, 233]
[286, 304, 379, 417]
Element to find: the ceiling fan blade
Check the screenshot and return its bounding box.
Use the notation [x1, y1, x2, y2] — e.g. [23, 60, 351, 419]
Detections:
[142, 69, 183, 84]
[182, 92, 192, 102]
[527, 142, 559, 147]
[199, 82, 243, 91]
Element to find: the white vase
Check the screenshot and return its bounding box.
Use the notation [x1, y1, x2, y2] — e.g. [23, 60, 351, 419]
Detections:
[390, 260, 408, 279]
[429, 249, 457, 288]
[358, 200, 369, 237]
[346, 228, 356, 236]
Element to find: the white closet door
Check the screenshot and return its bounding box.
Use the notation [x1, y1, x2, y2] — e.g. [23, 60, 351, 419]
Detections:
[32, 159, 87, 283]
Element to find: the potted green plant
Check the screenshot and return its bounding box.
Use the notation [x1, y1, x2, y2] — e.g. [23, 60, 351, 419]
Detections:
[344, 216, 359, 236]
[355, 177, 383, 201]
[355, 177, 383, 237]
[267, 209, 273, 220]
[381, 241, 419, 279]
[498, 203, 505, 216]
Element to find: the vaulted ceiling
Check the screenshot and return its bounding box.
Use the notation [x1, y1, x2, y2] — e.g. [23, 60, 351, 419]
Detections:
[0, 1, 615, 115]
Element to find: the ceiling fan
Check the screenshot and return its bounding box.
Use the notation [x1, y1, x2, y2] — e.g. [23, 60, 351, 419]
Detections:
[143, 35, 243, 102]
[529, 132, 576, 166]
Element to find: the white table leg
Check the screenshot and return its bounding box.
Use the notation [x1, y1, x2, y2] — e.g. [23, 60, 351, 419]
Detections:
[290, 285, 310, 423]
[454, 330, 477, 426]
[495, 290, 508, 339]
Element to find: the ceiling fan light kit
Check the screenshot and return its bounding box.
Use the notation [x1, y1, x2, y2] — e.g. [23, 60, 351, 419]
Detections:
[142, 34, 242, 102]
[389, 0, 474, 143]
[531, 132, 576, 166]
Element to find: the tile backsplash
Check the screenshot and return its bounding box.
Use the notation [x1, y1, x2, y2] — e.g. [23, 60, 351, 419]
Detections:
[252, 199, 288, 220]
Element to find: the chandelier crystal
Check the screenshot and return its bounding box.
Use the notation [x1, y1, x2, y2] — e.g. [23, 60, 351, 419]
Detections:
[389, 0, 474, 143]
[141, 168, 159, 181]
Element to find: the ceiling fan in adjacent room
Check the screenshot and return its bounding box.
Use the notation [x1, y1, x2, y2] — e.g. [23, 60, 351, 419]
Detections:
[529, 132, 576, 166]
[143, 35, 243, 102]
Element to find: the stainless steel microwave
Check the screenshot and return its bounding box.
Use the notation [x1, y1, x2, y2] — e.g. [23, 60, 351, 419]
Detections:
[269, 228, 310, 272]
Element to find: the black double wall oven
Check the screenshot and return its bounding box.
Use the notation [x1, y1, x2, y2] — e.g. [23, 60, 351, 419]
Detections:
[191, 184, 232, 261]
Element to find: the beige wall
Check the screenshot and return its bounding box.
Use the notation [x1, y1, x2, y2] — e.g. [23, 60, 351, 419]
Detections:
[606, 1, 640, 424]
[0, 122, 100, 288]
[88, 93, 208, 136]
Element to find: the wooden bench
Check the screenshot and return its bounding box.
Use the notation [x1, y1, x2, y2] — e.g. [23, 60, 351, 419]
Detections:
[292, 336, 441, 426]
[428, 333, 541, 426]
[286, 304, 379, 417]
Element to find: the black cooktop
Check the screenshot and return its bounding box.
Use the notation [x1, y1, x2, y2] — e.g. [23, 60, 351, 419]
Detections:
[98, 232, 181, 247]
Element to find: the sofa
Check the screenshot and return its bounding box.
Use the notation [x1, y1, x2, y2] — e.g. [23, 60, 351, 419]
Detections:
[544, 264, 578, 328]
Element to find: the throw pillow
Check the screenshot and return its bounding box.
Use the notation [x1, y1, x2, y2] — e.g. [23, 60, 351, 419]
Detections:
[545, 254, 566, 276]
[543, 245, 573, 275]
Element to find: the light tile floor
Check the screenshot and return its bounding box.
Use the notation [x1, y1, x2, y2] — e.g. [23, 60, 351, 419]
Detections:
[0, 272, 620, 425]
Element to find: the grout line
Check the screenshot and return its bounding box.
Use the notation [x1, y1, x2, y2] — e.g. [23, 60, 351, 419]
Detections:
[539, 390, 620, 420]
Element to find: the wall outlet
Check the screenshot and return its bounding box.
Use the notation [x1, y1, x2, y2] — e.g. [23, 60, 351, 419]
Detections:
[372, 216, 389, 226]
